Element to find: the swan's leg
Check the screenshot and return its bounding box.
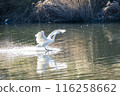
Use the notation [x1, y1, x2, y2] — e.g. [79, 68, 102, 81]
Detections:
[45, 47, 52, 51]
[45, 47, 49, 51]
[45, 50, 48, 54]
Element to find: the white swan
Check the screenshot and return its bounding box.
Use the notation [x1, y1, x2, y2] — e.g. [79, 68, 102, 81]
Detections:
[35, 29, 66, 50]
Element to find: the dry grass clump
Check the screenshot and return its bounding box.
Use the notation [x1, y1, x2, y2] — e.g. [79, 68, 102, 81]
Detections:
[34, 0, 94, 23]
[0, 0, 120, 23]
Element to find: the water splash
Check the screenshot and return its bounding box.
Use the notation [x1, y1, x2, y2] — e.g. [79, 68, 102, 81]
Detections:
[0, 46, 67, 74]
[0, 46, 61, 57]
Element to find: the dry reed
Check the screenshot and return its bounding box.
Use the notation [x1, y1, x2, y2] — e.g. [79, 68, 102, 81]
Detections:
[34, 0, 95, 23]
[0, 0, 120, 23]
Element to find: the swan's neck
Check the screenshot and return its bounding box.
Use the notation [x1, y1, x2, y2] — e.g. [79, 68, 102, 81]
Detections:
[42, 32, 45, 37]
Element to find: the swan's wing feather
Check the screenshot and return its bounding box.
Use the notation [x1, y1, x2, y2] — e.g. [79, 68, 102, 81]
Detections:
[35, 31, 47, 44]
[47, 29, 66, 39]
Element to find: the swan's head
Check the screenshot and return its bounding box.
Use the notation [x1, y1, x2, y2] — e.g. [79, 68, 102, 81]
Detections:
[58, 29, 66, 34]
[55, 29, 66, 35]
[60, 29, 66, 33]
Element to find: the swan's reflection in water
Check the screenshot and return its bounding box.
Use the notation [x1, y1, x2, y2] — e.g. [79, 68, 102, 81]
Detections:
[36, 52, 67, 74]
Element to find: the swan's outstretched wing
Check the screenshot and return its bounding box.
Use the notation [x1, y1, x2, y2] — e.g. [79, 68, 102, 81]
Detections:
[35, 31, 47, 44]
[47, 29, 66, 39]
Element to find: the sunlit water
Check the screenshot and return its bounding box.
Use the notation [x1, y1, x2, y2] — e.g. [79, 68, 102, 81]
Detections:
[0, 23, 120, 80]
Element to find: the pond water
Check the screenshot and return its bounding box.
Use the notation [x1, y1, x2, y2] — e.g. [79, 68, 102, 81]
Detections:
[0, 23, 120, 80]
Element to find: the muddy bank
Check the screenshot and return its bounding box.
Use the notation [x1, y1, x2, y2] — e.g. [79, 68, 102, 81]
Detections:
[0, 0, 120, 23]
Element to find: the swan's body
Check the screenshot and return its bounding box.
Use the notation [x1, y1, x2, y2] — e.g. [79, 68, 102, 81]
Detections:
[35, 29, 66, 50]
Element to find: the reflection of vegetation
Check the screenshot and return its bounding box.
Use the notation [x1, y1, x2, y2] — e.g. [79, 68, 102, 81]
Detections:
[0, 55, 38, 80]
[91, 24, 120, 60]
[51, 24, 120, 79]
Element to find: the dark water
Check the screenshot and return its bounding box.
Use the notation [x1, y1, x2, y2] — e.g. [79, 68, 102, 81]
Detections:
[0, 23, 120, 80]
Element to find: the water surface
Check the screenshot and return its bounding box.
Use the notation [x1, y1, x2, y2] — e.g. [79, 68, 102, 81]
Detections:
[0, 23, 120, 80]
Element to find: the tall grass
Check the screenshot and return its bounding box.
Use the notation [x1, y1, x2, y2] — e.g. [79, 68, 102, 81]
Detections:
[1, 0, 120, 23]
